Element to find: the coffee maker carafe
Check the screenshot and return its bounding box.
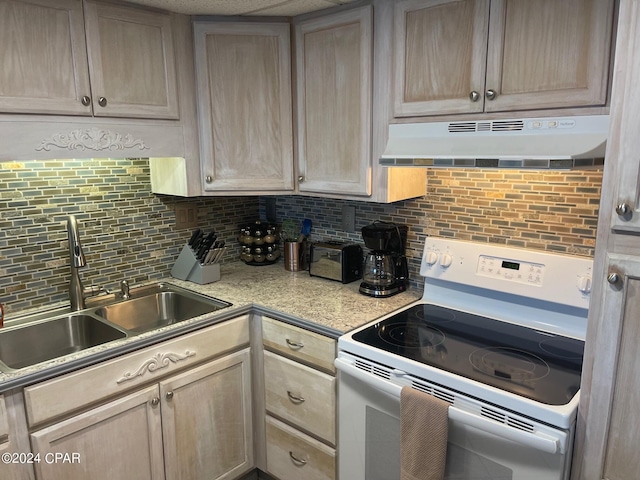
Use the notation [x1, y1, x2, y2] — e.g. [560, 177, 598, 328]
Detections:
[359, 222, 408, 297]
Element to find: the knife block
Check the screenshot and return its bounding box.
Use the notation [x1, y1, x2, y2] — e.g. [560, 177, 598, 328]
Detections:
[171, 244, 220, 284]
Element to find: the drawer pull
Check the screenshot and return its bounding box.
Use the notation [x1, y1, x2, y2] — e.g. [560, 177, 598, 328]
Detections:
[150, 397, 160, 407]
[286, 391, 306, 404]
[116, 350, 196, 384]
[285, 338, 304, 350]
[289, 451, 307, 466]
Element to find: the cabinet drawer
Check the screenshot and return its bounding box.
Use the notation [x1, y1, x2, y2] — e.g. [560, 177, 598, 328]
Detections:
[24, 315, 250, 427]
[264, 350, 335, 444]
[262, 317, 336, 373]
[266, 415, 335, 480]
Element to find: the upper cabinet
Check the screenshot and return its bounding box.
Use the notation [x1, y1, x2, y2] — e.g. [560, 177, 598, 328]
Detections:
[0, 0, 90, 116]
[83, 1, 179, 119]
[194, 22, 294, 193]
[0, 0, 179, 119]
[295, 6, 373, 197]
[393, 0, 615, 117]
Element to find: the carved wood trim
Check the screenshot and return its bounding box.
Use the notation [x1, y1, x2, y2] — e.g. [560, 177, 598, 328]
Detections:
[116, 350, 196, 384]
[36, 127, 150, 152]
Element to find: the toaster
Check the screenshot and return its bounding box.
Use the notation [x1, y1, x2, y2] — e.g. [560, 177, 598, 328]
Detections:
[309, 242, 363, 284]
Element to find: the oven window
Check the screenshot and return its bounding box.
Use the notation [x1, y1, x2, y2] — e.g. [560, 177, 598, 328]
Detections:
[364, 407, 514, 480]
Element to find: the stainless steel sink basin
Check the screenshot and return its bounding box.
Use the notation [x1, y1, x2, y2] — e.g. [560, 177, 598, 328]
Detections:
[0, 314, 126, 371]
[94, 285, 230, 333]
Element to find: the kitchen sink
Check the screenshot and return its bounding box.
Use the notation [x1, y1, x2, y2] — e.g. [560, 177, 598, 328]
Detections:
[0, 283, 230, 372]
[94, 284, 230, 333]
[0, 314, 126, 371]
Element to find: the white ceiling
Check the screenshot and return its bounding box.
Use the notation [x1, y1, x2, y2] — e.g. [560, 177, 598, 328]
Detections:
[124, 0, 357, 16]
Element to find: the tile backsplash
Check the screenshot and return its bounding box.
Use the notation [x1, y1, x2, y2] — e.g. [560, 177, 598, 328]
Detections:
[260, 169, 603, 291]
[0, 159, 258, 314]
[1, 159, 602, 314]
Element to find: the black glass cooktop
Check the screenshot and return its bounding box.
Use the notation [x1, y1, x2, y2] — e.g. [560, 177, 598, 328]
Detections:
[352, 304, 584, 405]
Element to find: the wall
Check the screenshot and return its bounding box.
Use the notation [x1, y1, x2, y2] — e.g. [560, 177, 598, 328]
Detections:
[0, 158, 259, 315]
[1, 160, 602, 314]
[260, 168, 603, 291]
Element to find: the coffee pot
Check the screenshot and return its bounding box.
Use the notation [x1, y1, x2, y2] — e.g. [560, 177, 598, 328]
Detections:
[359, 221, 408, 297]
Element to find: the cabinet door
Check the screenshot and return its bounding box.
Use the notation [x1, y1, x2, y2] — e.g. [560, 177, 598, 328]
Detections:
[295, 6, 372, 196]
[161, 348, 254, 480]
[393, 0, 490, 117]
[0, 0, 91, 115]
[30, 385, 164, 480]
[484, 0, 614, 112]
[194, 22, 294, 192]
[579, 254, 640, 480]
[83, 0, 179, 119]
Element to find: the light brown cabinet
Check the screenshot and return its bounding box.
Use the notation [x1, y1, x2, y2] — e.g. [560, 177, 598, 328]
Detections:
[261, 316, 337, 480]
[294, 6, 372, 197]
[25, 316, 253, 480]
[572, 1, 640, 479]
[0, 0, 178, 119]
[393, 0, 614, 117]
[0, 390, 35, 480]
[194, 21, 294, 193]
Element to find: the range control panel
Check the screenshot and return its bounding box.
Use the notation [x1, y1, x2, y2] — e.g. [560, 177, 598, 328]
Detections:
[420, 237, 593, 310]
[477, 255, 545, 286]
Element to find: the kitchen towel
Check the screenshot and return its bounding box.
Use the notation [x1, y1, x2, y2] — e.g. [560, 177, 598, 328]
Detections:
[400, 386, 449, 480]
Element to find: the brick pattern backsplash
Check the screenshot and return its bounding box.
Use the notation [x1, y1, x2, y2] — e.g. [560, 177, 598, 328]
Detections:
[1, 159, 602, 314]
[260, 168, 603, 292]
[0, 159, 258, 315]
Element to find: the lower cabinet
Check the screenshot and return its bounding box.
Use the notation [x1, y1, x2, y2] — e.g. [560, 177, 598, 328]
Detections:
[260, 316, 337, 480]
[30, 348, 253, 480]
[0, 390, 35, 480]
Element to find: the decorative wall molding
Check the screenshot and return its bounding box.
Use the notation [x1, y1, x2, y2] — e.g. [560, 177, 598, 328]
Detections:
[116, 350, 196, 384]
[36, 127, 150, 152]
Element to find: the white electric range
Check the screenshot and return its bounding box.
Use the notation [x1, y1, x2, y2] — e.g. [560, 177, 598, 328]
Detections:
[335, 237, 593, 480]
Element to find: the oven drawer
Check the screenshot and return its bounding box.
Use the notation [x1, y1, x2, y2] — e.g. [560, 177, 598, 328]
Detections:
[264, 350, 335, 444]
[266, 415, 335, 480]
[262, 316, 336, 373]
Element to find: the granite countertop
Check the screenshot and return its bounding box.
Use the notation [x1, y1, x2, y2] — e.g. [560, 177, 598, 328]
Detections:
[0, 261, 420, 391]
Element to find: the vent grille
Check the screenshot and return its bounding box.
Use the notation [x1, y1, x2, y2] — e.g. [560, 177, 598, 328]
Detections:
[481, 406, 534, 432]
[447, 120, 524, 133]
[491, 120, 524, 131]
[346, 355, 541, 433]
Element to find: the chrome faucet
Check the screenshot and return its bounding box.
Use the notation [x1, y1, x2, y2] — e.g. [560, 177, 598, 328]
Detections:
[67, 215, 87, 311]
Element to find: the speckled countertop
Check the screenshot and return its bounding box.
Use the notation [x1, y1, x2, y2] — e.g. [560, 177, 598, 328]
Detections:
[0, 261, 420, 391]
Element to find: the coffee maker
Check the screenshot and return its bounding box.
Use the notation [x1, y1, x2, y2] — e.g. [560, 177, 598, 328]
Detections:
[359, 221, 409, 297]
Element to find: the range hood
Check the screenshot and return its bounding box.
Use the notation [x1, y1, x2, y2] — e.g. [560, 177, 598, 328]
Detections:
[380, 115, 609, 169]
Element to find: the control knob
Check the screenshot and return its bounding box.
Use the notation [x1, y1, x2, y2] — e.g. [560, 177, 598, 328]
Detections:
[439, 253, 453, 268]
[577, 275, 592, 294]
[425, 251, 438, 265]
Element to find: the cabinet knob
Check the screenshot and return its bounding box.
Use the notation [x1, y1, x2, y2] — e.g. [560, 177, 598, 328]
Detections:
[166, 391, 174, 401]
[98, 97, 107, 107]
[298, 175, 305, 183]
[607, 272, 621, 286]
[150, 397, 160, 407]
[205, 176, 213, 184]
[616, 202, 632, 217]
[289, 451, 307, 466]
[81, 95, 91, 106]
[469, 91, 480, 102]
[485, 89, 497, 101]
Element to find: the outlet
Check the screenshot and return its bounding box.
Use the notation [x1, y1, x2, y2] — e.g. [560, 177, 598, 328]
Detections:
[342, 205, 356, 233]
[175, 204, 198, 229]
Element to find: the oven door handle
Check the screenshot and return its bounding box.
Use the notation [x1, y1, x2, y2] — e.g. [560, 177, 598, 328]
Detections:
[335, 357, 566, 455]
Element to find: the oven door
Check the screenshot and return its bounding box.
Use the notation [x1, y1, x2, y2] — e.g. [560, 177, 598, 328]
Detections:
[336, 355, 573, 480]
